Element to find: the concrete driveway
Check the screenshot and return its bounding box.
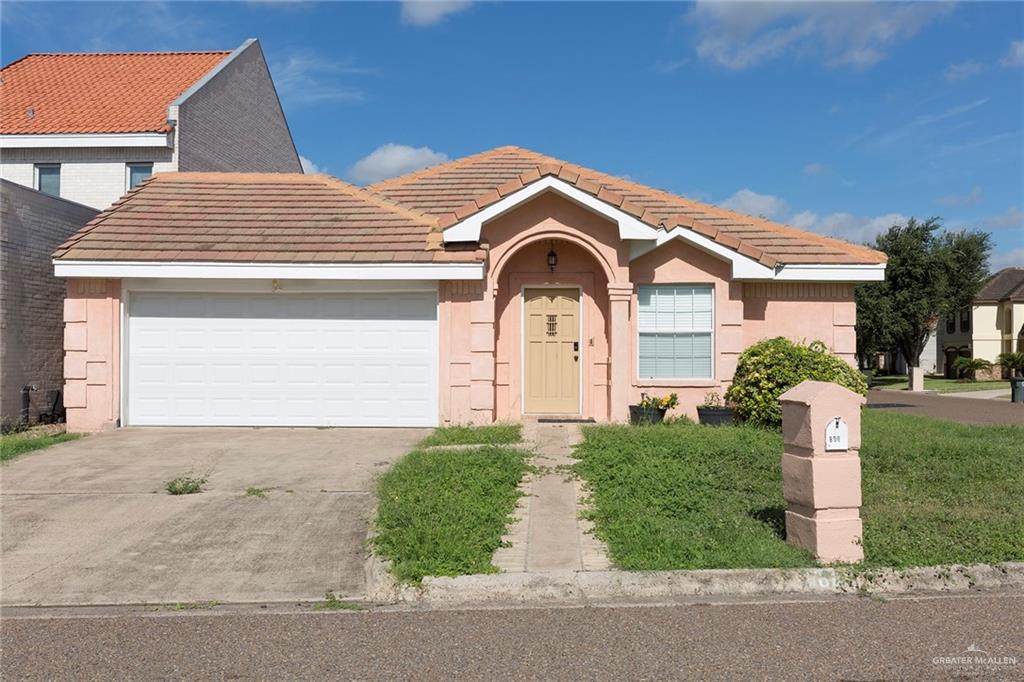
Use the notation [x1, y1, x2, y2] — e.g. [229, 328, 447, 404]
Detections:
[1, 427, 425, 606]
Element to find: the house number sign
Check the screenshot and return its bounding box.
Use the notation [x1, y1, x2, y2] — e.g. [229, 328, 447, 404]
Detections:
[825, 417, 849, 452]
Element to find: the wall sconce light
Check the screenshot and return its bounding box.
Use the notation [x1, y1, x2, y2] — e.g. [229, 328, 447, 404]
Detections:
[547, 241, 558, 272]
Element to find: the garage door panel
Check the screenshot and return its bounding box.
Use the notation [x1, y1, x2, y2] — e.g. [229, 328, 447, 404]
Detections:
[128, 291, 437, 427]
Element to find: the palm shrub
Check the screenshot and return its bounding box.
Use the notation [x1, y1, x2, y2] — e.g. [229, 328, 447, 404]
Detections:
[725, 337, 868, 428]
[951, 356, 992, 381]
[997, 352, 1024, 378]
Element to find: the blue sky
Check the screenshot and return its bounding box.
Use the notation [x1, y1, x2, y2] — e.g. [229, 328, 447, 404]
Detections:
[3, 1, 1022, 268]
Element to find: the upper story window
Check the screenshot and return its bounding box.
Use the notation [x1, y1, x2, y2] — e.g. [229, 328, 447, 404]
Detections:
[638, 285, 714, 380]
[959, 308, 971, 333]
[946, 314, 956, 335]
[127, 163, 153, 190]
[35, 164, 60, 197]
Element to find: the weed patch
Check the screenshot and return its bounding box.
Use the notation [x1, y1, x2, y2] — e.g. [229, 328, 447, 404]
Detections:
[418, 423, 522, 447]
[1, 431, 79, 462]
[374, 445, 528, 584]
[313, 592, 363, 610]
[244, 487, 267, 498]
[166, 473, 207, 495]
[574, 411, 1023, 570]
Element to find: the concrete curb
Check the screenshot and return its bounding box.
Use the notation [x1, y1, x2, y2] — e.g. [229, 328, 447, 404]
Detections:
[396, 563, 1024, 607]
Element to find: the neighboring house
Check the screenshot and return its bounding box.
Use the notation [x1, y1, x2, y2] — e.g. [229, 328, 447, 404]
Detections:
[879, 326, 938, 376]
[52, 146, 886, 432]
[0, 39, 301, 210]
[1, 180, 98, 423]
[937, 267, 1024, 378]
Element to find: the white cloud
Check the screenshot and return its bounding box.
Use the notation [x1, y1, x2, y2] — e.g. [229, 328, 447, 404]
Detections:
[802, 162, 828, 177]
[400, 0, 472, 26]
[936, 186, 983, 207]
[269, 52, 371, 108]
[979, 207, 1024, 231]
[990, 248, 1024, 271]
[348, 143, 448, 185]
[789, 211, 908, 245]
[873, 98, 989, 147]
[687, 1, 951, 70]
[299, 155, 325, 174]
[1001, 40, 1024, 67]
[721, 188, 788, 218]
[944, 60, 985, 82]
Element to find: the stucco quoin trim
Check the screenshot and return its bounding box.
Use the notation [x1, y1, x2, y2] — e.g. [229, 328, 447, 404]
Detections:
[52, 260, 485, 281]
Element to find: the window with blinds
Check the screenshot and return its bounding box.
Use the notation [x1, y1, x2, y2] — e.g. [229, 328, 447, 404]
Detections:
[637, 285, 714, 379]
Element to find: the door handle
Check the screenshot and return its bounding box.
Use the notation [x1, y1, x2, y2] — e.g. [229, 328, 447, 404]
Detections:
[573, 341, 579, 352]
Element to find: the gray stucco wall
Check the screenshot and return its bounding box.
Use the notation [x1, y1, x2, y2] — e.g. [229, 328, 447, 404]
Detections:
[176, 41, 302, 173]
[0, 180, 98, 423]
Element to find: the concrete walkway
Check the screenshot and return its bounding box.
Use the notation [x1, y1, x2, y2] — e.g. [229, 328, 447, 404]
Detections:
[493, 422, 609, 573]
[941, 388, 1011, 400]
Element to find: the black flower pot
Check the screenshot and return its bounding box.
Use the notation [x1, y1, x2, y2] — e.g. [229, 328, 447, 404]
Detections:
[697, 406, 735, 426]
[629, 405, 667, 425]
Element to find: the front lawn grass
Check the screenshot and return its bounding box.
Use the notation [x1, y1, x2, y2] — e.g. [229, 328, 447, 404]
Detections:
[1, 430, 79, 462]
[418, 423, 522, 447]
[374, 445, 529, 583]
[574, 411, 1023, 571]
[871, 374, 1006, 393]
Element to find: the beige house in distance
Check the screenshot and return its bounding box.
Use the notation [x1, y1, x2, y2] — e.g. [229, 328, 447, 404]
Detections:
[937, 267, 1024, 378]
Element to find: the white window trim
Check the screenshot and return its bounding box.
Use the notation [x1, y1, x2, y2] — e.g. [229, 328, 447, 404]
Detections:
[636, 284, 716, 382]
[34, 163, 60, 196]
[125, 162, 154, 191]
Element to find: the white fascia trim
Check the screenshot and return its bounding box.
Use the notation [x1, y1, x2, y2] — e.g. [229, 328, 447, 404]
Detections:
[0, 133, 172, 149]
[443, 176, 659, 243]
[630, 227, 887, 282]
[772, 263, 886, 282]
[629, 226, 776, 280]
[166, 38, 256, 125]
[53, 260, 484, 281]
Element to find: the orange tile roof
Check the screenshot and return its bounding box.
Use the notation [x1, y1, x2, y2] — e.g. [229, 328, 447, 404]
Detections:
[54, 173, 483, 264]
[1, 51, 230, 135]
[371, 146, 887, 267]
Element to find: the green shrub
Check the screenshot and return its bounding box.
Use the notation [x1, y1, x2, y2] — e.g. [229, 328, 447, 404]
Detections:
[725, 337, 867, 428]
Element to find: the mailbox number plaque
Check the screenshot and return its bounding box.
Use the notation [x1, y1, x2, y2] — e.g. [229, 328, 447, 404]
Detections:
[825, 416, 849, 452]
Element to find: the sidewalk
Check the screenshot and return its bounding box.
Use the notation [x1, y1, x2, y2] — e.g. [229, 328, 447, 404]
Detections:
[492, 421, 610, 573]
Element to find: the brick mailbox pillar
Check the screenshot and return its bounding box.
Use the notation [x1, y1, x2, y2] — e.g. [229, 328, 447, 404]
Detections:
[779, 380, 865, 564]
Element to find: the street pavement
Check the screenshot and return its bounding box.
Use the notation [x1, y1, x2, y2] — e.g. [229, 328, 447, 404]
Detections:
[867, 389, 1023, 425]
[3, 592, 1022, 680]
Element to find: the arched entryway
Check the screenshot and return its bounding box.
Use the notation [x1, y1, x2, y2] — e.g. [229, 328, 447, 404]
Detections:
[491, 236, 613, 420]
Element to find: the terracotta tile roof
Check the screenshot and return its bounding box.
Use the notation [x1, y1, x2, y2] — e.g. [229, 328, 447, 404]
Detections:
[54, 173, 483, 264]
[977, 267, 1024, 302]
[370, 146, 887, 267]
[1, 51, 230, 134]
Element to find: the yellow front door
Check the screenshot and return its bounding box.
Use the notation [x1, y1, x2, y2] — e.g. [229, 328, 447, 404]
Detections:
[524, 288, 580, 414]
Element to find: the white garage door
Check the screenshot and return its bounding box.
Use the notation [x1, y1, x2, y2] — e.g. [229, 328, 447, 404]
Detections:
[127, 291, 437, 427]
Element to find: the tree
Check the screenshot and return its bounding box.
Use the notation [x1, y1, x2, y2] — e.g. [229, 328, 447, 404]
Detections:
[998, 352, 1024, 378]
[951, 356, 992, 382]
[855, 217, 991, 372]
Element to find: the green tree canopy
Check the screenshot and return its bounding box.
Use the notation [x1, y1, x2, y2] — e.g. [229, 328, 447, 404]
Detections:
[855, 217, 991, 367]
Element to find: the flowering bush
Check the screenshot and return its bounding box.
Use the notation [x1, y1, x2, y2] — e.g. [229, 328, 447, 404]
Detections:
[725, 337, 867, 428]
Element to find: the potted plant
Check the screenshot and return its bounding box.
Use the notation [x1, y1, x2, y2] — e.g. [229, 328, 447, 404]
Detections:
[628, 392, 678, 425]
[696, 391, 735, 426]
[997, 352, 1024, 404]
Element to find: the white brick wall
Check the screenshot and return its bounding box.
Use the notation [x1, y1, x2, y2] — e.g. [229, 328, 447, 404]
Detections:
[0, 146, 176, 210]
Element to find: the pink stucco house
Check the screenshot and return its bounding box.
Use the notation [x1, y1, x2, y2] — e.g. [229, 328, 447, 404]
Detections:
[53, 146, 886, 431]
